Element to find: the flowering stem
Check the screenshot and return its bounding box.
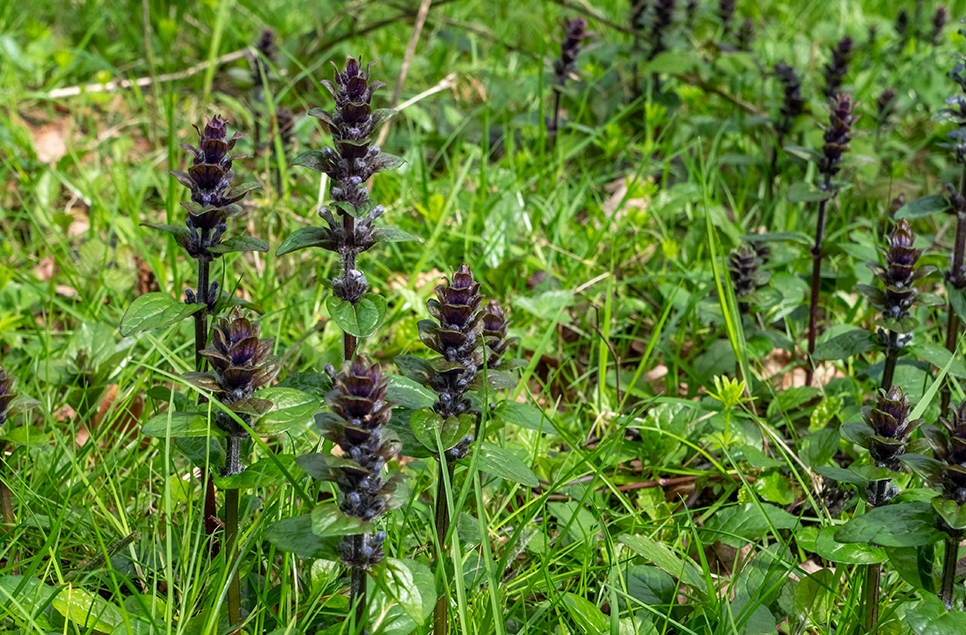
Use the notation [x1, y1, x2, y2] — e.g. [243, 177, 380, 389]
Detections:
[805, 179, 833, 386]
[863, 479, 887, 631]
[941, 164, 966, 414]
[941, 535, 959, 608]
[881, 330, 899, 391]
[433, 457, 455, 635]
[225, 484, 242, 629]
[350, 540, 366, 630]
[194, 259, 210, 372]
[550, 89, 562, 148]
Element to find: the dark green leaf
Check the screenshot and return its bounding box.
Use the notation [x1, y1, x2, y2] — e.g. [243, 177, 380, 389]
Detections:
[787, 181, 835, 203]
[372, 558, 436, 626]
[292, 149, 334, 173]
[215, 454, 301, 489]
[276, 227, 333, 256]
[386, 375, 434, 410]
[141, 411, 227, 438]
[814, 526, 887, 564]
[492, 400, 556, 433]
[265, 515, 339, 559]
[895, 194, 950, 220]
[618, 534, 706, 588]
[208, 235, 269, 254]
[311, 502, 374, 537]
[252, 387, 320, 435]
[120, 293, 204, 336]
[560, 593, 607, 635]
[477, 442, 539, 487]
[834, 502, 944, 547]
[812, 329, 875, 361]
[932, 498, 966, 531]
[372, 225, 421, 243]
[905, 593, 966, 635]
[703, 503, 800, 547]
[326, 293, 387, 338]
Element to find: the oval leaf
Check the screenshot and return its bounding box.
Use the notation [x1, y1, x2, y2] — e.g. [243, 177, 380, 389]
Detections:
[141, 411, 227, 438]
[815, 526, 888, 564]
[208, 236, 270, 254]
[253, 387, 320, 435]
[276, 226, 334, 256]
[478, 442, 539, 487]
[120, 293, 204, 336]
[327, 293, 387, 338]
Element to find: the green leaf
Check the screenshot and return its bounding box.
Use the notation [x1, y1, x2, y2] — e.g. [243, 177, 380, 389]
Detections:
[141, 222, 189, 246]
[834, 502, 945, 547]
[492, 400, 556, 433]
[887, 545, 936, 593]
[208, 235, 269, 254]
[326, 293, 387, 338]
[618, 534, 706, 589]
[311, 502, 374, 537]
[905, 593, 966, 635]
[252, 387, 320, 435]
[932, 498, 966, 530]
[385, 375, 434, 410]
[950, 289, 966, 325]
[814, 526, 887, 564]
[703, 503, 800, 547]
[560, 592, 608, 635]
[372, 225, 421, 243]
[895, 194, 950, 220]
[787, 181, 835, 203]
[1, 426, 48, 448]
[815, 465, 869, 487]
[264, 515, 339, 559]
[410, 407, 472, 452]
[276, 226, 333, 256]
[52, 586, 123, 632]
[292, 149, 333, 173]
[373, 558, 436, 626]
[0, 575, 57, 629]
[119, 293, 204, 336]
[812, 329, 875, 361]
[141, 411, 227, 438]
[215, 454, 301, 489]
[477, 442, 539, 487]
[626, 565, 676, 606]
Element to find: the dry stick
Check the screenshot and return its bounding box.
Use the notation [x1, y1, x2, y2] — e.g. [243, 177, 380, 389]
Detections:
[940, 164, 966, 415]
[805, 174, 834, 387]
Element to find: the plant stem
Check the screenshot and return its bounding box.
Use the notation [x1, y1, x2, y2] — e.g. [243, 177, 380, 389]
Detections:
[433, 458, 455, 635]
[350, 538, 366, 632]
[0, 450, 12, 528]
[864, 479, 887, 632]
[550, 89, 562, 148]
[941, 163, 966, 414]
[194, 259, 210, 372]
[225, 484, 242, 630]
[881, 330, 899, 391]
[805, 175, 834, 387]
[195, 258, 221, 547]
[941, 535, 960, 609]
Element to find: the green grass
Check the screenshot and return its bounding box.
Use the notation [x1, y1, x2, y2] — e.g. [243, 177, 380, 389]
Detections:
[4, 0, 966, 633]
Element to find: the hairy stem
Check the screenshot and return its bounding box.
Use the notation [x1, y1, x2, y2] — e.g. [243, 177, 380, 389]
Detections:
[881, 330, 899, 391]
[433, 458, 455, 635]
[194, 259, 210, 372]
[941, 535, 959, 609]
[225, 484, 242, 630]
[805, 175, 834, 386]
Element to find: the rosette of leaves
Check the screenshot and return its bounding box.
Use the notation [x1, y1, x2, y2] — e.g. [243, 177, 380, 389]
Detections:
[822, 36, 853, 100]
[857, 220, 935, 389]
[728, 243, 770, 314]
[300, 358, 402, 571]
[277, 57, 408, 357]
